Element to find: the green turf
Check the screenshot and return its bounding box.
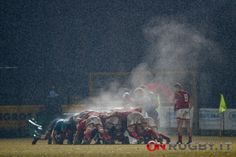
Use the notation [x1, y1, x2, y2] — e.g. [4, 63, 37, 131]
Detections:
[0, 137, 235, 157]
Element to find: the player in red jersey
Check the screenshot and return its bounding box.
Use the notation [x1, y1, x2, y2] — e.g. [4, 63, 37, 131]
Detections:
[126, 112, 170, 144]
[102, 108, 142, 144]
[174, 83, 192, 144]
[83, 114, 111, 144]
[143, 117, 170, 144]
[73, 111, 93, 144]
[73, 111, 111, 144]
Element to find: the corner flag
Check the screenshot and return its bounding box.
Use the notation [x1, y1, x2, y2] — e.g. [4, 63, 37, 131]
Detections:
[219, 94, 227, 113]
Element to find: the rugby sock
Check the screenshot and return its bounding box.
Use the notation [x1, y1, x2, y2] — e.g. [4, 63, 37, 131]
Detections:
[188, 136, 192, 142]
[101, 132, 111, 141]
[186, 136, 192, 144]
[130, 131, 140, 140]
[84, 132, 91, 141]
[178, 135, 182, 143]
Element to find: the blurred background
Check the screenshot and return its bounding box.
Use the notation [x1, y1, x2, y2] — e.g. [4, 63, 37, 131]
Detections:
[0, 0, 235, 137]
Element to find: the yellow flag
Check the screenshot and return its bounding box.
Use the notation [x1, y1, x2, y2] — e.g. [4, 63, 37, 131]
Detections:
[219, 94, 227, 113]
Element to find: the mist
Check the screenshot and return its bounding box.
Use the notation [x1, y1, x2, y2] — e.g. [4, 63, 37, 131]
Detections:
[69, 17, 222, 117]
[133, 17, 221, 85]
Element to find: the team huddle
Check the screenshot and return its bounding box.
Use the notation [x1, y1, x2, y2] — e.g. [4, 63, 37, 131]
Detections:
[30, 83, 192, 145]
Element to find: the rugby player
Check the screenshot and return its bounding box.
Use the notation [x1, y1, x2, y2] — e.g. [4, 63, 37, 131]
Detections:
[174, 83, 192, 144]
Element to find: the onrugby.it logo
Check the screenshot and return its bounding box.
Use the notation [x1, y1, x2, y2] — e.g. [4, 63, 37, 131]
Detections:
[146, 141, 232, 151]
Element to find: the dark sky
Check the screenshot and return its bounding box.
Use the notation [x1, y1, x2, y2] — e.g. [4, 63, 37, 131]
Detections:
[0, 0, 235, 106]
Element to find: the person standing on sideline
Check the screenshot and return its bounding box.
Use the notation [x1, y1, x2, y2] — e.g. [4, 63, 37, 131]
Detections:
[173, 83, 192, 144]
[47, 86, 61, 119]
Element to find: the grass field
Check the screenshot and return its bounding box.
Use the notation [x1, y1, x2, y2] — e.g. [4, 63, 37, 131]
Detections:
[0, 136, 235, 157]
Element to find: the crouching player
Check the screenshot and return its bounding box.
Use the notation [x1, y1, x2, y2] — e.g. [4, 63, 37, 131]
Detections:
[126, 112, 153, 144]
[51, 119, 66, 144]
[102, 109, 139, 144]
[127, 112, 170, 144]
[83, 115, 111, 144]
[143, 117, 170, 144]
[29, 117, 60, 145]
[51, 117, 76, 144]
[103, 115, 126, 144]
[74, 111, 111, 144]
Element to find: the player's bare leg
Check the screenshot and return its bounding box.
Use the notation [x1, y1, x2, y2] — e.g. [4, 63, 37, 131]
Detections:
[127, 125, 140, 141]
[73, 131, 79, 144]
[51, 130, 57, 144]
[97, 125, 112, 144]
[83, 125, 94, 144]
[176, 118, 183, 144]
[186, 119, 192, 144]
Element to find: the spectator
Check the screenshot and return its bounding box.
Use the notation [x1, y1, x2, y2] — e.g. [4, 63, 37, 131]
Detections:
[46, 86, 61, 120]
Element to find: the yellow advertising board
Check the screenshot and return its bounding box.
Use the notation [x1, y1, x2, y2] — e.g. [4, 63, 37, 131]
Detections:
[0, 105, 43, 128]
[0, 104, 84, 129]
